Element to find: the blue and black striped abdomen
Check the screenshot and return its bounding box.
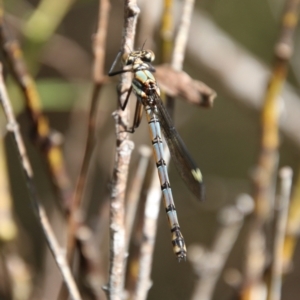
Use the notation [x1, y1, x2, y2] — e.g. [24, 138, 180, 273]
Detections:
[145, 105, 186, 261]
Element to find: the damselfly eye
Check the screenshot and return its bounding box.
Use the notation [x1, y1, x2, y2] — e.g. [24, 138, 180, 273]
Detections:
[142, 50, 155, 62]
[122, 52, 134, 65]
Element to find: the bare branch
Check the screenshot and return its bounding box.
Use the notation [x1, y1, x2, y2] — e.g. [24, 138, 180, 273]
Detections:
[0, 63, 82, 300]
[267, 167, 292, 300]
[155, 64, 216, 107]
[0, 19, 72, 210]
[171, 0, 194, 70]
[107, 2, 140, 299]
[66, 0, 111, 268]
[133, 169, 163, 300]
[241, 1, 300, 299]
[125, 146, 152, 248]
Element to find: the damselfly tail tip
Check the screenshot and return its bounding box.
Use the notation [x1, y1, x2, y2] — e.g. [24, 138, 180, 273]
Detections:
[177, 253, 187, 262]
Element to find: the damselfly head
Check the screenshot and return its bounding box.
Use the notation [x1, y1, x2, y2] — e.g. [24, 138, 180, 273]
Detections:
[123, 50, 155, 66]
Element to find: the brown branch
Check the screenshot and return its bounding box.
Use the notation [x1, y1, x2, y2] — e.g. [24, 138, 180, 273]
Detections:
[106, 1, 139, 299]
[66, 0, 111, 268]
[0, 63, 82, 300]
[76, 225, 105, 300]
[171, 0, 194, 71]
[125, 146, 152, 249]
[155, 64, 216, 108]
[267, 167, 292, 300]
[0, 19, 72, 211]
[240, 1, 300, 299]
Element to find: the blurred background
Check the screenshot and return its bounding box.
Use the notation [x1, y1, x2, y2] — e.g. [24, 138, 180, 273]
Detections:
[2, 0, 300, 299]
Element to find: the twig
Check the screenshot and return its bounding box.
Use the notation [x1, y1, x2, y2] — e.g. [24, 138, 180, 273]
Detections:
[66, 0, 111, 266]
[189, 194, 254, 300]
[240, 1, 300, 299]
[0, 18, 72, 210]
[107, 113, 134, 300]
[161, 0, 173, 63]
[0, 134, 17, 243]
[106, 1, 139, 299]
[171, 0, 194, 71]
[0, 63, 82, 300]
[132, 166, 164, 300]
[125, 145, 152, 248]
[282, 168, 300, 272]
[76, 225, 105, 300]
[155, 64, 216, 108]
[267, 167, 292, 300]
[166, 0, 195, 114]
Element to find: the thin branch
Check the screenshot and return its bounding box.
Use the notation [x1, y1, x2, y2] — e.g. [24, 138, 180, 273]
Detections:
[282, 167, 300, 272]
[0, 134, 17, 243]
[166, 0, 195, 114]
[189, 194, 254, 300]
[161, 0, 173, 63]
[66, 0, 111, 267]
[107, 113, 134, 300]
[0, 19, 72, 210]
[267, 167, 292, 300]
[241, 1, 300, 299]
[155, 64, 216, 108]
[171, 0, 194, 71]
[125, 145, 152, 248]
[106, 1, 139, 299]
[132, 166, 164, 300]
[0, 63, 82, 300]
[76, 225, 105, 300]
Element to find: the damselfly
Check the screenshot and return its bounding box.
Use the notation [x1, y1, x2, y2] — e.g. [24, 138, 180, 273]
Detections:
[109, 49, 204, 261]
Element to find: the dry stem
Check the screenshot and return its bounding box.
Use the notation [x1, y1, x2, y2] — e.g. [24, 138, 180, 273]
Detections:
[0, 17, 72, 210]
[267, 167, 292, 300]
[66, 0, 111, 267]
[106, 1, 139, 299]
[0, 63, 81, 300]
[241, 1, 300, 299]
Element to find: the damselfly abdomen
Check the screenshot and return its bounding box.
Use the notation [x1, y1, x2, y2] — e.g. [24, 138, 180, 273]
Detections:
[109, 49, 204, 261]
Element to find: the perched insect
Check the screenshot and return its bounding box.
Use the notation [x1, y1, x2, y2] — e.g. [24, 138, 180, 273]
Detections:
[109, 49, 204, 261]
